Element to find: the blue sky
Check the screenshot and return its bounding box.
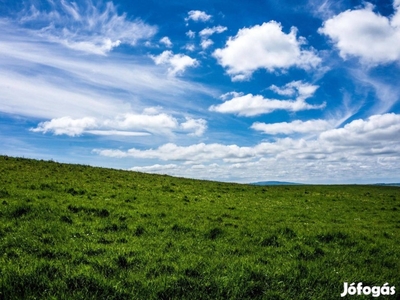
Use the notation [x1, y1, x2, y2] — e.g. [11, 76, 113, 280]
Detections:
[1, 0, 400, 183]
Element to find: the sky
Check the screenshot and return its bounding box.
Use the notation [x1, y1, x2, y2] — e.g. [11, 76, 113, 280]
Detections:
[1, 0, 400, 184]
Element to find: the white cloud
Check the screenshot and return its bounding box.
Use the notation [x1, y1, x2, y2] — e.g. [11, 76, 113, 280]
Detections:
[160, 36, 173, 47]
[209, 81, 324, 116]
[104, 113, 179, 135]
[30, 113, 176, 137]
[198, 26, 227, 49]
[269, 81, 318, 99]
[185, 10, 212, 23]
[186, 30, 196, 38]
[0, 17, 216, 145]
[19, 0, 157, 55]
[199, 26, 227, 38]
[142, 106, 163, 115]
[213, 21, 321, 81]
[180, 117, 207, 136]
[60, 0, 81, 21]
[97, 113, 400, 183]
[320, 113, 400, 145]
[184, 43, 196, 51]
[393, 0, 400, 27]
[31, 116, 97, 136]
[86, 130, 151, 136]
[130, 164, 179, 173]
[201, 39, 214, 49]
[30, 111, 208, 137]
[219, 91, 244, 100]
[95, 142, 259, 161]
[150, 50, 199, 76]
[319, 2, 400, 64]
[252, 119, 332, 135]
[0, 33, 214, 121]
[209, 94, 325, 116]
[350, 69, 400, 115]
[307, 0, 349, 20]
[95, 113, 400, 162]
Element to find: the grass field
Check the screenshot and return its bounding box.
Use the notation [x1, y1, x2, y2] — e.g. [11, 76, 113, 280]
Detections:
[0, 155, 399, 299]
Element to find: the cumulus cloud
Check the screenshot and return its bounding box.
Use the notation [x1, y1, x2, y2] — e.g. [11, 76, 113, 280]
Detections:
[269, 81, 319, 99]
[130, 164, 180, 173]
[319, 2, 400, 64]
[159, 36, 173, 47]
[219, 91, 243, 100]
[209, 81, 325, 116]
[199, 25, 227, 49]
[251, 119, 332, 135]
[184, 43, 196, 51]
[94, 142, 259, 161]
[213, 21, 321, 81]
[104, 112, 179, 135]
[150, 50, 199, 76]
[31, 110, 207, 137]
[185, 10, 212, 23]
[30, 116, 97, 136]
[85, 130, 150, 136]
[199, 26, 228, 38]
[320, 113, 400, 145]
[95, 114, 400, 162]
[201, 39, 214, 49]
[186, 30, 196, 38]
[181, 117, 207, 136]
[18, 0, 157, 55]
[96, 113, 400, 183]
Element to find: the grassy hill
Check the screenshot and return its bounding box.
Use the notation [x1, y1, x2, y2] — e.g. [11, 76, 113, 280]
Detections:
[0, 155, 399, 299]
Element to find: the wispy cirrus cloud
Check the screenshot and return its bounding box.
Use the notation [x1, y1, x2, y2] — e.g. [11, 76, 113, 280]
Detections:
[0, 36, 212, 120]
[0, 12, 215, 139]
[17, 0, 157, 55]
[350, 68, 400, 115]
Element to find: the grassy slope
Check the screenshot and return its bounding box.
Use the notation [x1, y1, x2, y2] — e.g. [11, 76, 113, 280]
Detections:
[0, 155, 399, 299]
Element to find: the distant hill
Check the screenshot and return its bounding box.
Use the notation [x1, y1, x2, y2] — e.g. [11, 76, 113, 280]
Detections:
[251, 182, 400, 187]
[373, 183, 400, 187]
[250, 181, 303, 186]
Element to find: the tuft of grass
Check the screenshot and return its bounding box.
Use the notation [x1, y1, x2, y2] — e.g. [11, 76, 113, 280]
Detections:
[134, 225, 145, 236]
[11, 205, 32, 218]
[206, 227, 223, 240]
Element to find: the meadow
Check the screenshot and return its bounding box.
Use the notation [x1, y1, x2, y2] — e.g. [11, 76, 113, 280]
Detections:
[0, 155, 399, 299]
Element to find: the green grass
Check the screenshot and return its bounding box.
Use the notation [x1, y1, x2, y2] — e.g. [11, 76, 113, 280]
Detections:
[0, 155, 399, 299]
